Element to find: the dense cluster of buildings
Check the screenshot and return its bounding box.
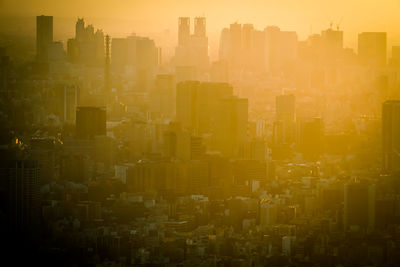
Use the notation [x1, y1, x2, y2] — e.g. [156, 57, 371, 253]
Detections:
[1, 14, 400, 266]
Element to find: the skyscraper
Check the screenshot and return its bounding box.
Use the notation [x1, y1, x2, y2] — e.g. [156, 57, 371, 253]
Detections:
[276, 94, 296, 144]
[175, 17, 209, 72]
[176, 81, 233, 134]
[265, 26, 297, 73]
[344, 182, 375, 231]
[0, 160, 41, 232]
[358, 32, 387, 67]
[178, 17, 190, 46]
[382, 100, 400, 173]
[194, 17, 206, 37]
[76, 106, 106, 139]
[36, 15, 53, 61]
[214, 96, 248, 157]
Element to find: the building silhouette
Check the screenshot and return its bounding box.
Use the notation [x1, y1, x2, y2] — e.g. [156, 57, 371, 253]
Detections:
[382, 100, 400, 173]
[358, 32, 387, 67]
[67, 18, 105, 66]
[175, 17, 209, 73]
[76, 106, 106, 139]
[0, 160, 41, 232]
[36, 15, 53, 61]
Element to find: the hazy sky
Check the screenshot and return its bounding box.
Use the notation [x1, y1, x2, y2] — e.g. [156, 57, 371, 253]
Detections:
[1, 0, 400, 51]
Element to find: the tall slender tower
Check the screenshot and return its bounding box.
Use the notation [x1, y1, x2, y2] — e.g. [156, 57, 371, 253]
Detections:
[36, 15, 53, 61]
[382, 100, 400, 173]
[178, 17, 190, 46]
[105, 35, 111, 103]
[194, 17, 206, 37]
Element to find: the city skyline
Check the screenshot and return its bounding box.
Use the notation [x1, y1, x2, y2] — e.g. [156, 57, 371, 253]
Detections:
[1, 1, 400, 55]
[2, 1, 400, 266]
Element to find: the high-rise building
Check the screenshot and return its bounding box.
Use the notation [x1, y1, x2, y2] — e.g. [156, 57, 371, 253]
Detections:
[76, 107, 106, 139]
[344, 182, 375, 231]
[229, 22, 243, 68]
[67, 18, 105, 66]
[265, 26, 298, 73]
[36, 15, 53, 61]
[321, 28, 343, 61]
[276, 94, 296, 144]
[214, 96, 248, 157]
[178, 17, 190, 46]
[0, 160, 40, 232]
[54, 84, 79, 123]
[135, 37, 159, 91]
[389, 46, 400, 67]
[111, 38, 127, 70]
[297, 117, 323, 160]
[176, 81, 233, 134]
[218, 28, 230, 62]
[194, 17, 206, 37]
[149, 74, 175, 116]
[163, 122, 205, 161]
[175, 17, 209, 72]
[382, 100, 400, 173]
[358, 32, 387, 67]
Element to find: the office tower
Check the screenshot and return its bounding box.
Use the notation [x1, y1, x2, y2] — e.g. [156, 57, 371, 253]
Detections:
[94, 135, 114, 169]
[219, 28, 230, 62]
[389, 46, 400, 67]
[126, 35, 137, 66]
[30, 138, 57, 185]
[176, 81, 199, 131]
[229, 22, 242, 68]
[265, 26, 298, 73]
[175, 17, 209, 72]
[150, 74, 175, 116]
[67, 18, 105, 66]
[163, 122, 205, 161]
[253, 30, 266, 71]
[36, 15, 53, 61]
[194, 17, 206, 37]
[163, 125, 191, 161]
[276, 94, 296, 143]
[0, 160, 40, 232]
[382, 100, 400, 173]
[111, 38, 127, 70]
[297, 117, 323, 160]
[55, 84, 79, 123]
[105, 35, 111, 100]
[176, 81, 233, 134]
[178, 17, 190, 46]
[282, 236, 296, 257]
[358, 32, 387, 67]
[75, 18, 85, 41]
[242, 24, 254, 69]
[260, 199, 278, 227]
[321, 28, 343, 61]
[214, 97, 248, 157]
[76, 106, 106, 139]
[67, 38, 79, 63]
[344, 182, 375, 231]
[135, 37, 159, 91]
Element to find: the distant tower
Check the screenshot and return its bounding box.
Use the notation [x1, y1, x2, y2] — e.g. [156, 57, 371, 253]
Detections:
[36, 15, 53, 61]
[75, 18, 85, 41]
[194, 17, 206, 37]
[105, 35, 111, 102]
[382, 100, 400, 173]
[178, 17, 190, 46]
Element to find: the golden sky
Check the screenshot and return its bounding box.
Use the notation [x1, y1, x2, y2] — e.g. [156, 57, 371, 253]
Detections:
[1, 0, 400, 49]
